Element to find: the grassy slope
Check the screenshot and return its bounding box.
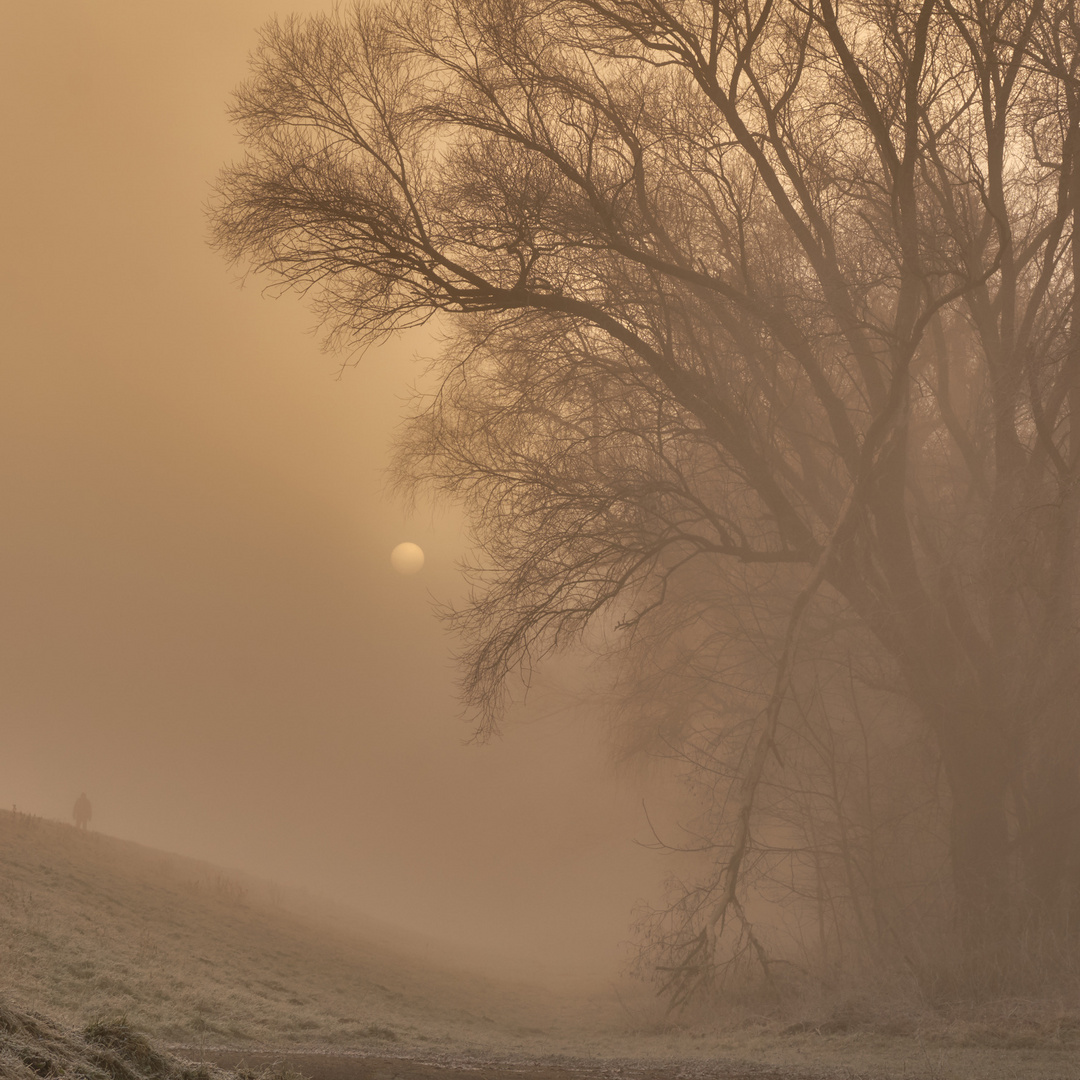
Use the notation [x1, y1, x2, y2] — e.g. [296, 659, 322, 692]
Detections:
[3, 809, 1080, 1079]
[0, 809, 605, 1052]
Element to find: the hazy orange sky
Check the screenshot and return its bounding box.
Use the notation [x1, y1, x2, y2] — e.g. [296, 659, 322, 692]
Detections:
[0, 0, 675, 974]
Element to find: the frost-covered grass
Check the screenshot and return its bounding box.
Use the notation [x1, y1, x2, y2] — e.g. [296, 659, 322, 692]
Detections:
[0, 809, 581, 1050]
[2, 809, 1080, 1079]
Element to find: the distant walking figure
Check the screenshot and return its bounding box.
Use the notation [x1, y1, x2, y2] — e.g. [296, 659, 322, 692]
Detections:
[73, 793, 91, 831]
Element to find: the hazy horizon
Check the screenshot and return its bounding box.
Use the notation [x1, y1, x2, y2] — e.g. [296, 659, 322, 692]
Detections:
[0, 0, 673, 977]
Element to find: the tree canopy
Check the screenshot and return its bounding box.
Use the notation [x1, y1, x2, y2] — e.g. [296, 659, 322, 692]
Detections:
[213, 0, 1080, 999]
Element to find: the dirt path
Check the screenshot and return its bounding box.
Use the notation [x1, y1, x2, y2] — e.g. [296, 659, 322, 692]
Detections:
[185, 1049, 791, 1080]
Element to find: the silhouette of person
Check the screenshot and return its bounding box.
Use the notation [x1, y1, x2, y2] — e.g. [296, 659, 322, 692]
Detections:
[73, 792, 91, 831]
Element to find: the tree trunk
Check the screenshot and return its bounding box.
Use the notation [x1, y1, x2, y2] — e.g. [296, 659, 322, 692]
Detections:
[938, 716, 1013, 972]
[1022, 730, 1080, 938]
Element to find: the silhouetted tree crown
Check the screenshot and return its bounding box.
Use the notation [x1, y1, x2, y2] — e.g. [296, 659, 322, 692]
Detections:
[213, 0, 1080, 997]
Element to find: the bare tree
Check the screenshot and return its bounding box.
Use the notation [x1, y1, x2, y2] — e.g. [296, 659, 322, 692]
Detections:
[212, 0, 1080, 993]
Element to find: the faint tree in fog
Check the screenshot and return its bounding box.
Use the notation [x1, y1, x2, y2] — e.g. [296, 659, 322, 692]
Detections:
[605, 548, 956, 1000]
[212, 0, 1080, 998]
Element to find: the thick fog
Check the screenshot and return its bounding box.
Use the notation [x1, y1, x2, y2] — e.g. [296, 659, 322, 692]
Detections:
[0, 0, 670, 976]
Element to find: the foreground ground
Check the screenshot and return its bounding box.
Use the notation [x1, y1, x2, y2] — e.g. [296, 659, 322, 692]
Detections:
[6, 1000, 1080, 1080]
[179, 1030, 1080, 1080]
[2, 811, 1080, 1078]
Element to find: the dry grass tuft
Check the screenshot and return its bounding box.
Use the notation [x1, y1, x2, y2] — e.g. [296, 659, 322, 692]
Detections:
[0, 1000, 229, 1080]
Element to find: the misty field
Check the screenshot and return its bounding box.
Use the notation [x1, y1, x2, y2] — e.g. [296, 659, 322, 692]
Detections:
[2, 810, 1080, 1079]
[0, 809, 586, 1049]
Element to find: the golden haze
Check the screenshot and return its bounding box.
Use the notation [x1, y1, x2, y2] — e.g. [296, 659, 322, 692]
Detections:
[0, 0, 667, 976]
